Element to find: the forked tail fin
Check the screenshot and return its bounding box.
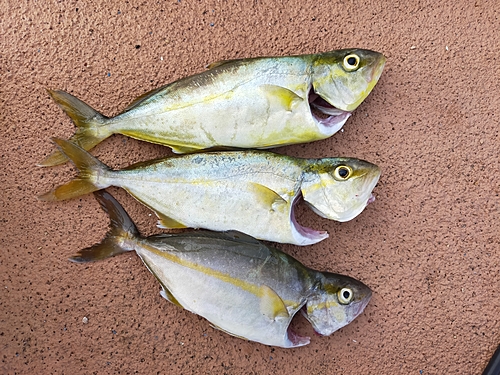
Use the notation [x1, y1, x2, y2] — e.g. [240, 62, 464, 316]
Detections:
[70, 191, 140, 263]
[38, 138, 112, 201]
[39, 90, 112, 167]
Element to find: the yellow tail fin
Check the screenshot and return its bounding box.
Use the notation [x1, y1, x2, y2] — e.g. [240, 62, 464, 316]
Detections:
[38, 138, 111, 201]
[39, 90, 112, 167]
[70, 191, 140, 262]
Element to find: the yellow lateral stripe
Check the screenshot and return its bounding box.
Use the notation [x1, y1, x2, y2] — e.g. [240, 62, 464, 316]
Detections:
[141, 243, 297, 308]
[143, 244, 262, 296]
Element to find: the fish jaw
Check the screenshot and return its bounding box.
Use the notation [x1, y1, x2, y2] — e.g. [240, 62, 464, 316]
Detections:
[290, 193, 329, 246]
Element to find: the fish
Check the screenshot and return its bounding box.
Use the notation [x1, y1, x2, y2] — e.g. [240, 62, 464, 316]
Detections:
[69, 190, 372, 348]
[39, 138, 381, 246]
[39, 49, 386, 166]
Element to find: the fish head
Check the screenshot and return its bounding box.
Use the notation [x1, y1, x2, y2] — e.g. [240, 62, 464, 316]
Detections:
[301, 158, 381, 222]
[303, 273, 372, 336]
[310, 49, 386, 116]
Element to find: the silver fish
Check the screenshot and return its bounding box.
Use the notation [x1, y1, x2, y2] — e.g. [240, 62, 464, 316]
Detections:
[40, 49, 385, 166]
[39, 139, 381, 245]
[70, 191, 372, 348]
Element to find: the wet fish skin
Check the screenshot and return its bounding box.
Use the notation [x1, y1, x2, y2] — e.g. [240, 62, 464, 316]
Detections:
[70, 191, 372, 348]
[39, 48, 385, 166]
[39, 138, 381, 245]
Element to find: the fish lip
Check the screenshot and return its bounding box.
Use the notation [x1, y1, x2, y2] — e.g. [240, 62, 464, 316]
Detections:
[290, 192, 329, 245]
[308, 87, 351, 136]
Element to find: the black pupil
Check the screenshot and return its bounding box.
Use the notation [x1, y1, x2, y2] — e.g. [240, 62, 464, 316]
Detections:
[338, 167, 349, 178]
[343, 290, 351, 299]
[347, 57, 357, 66]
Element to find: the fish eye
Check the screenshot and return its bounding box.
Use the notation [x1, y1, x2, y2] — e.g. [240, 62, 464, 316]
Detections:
[338, 288, 353, 304]
[343, 54, 360, 71]
[333, 165, 352, 181]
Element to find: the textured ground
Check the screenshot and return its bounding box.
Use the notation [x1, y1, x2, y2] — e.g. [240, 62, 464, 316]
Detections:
[1, 1, 499, 374]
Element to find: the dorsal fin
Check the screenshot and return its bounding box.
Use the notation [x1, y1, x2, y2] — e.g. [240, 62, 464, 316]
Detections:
[206, 58, 241, 70]
[121, 86, 166, 112]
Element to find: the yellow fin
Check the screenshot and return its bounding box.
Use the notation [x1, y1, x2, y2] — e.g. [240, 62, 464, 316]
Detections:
[170, 144, 203, 154]
[122, 86, 165, 112]
[248, 182, 287, 211]
[39, 90, 110, 167]
[156, 212, 188, 229]
[160, 287, 184, 309]
[206, 59, 240, 70]
[209, 324, 248, 340]
[38, 138, 110, 201]
[259, 285, 289, 320]
[259, 84, 303, 112]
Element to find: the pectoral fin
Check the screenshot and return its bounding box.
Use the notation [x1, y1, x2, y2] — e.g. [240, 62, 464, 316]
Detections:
[259, 85, 304, 112]
[248, 182, 288, 212]
[156, 212, 188, 229]
[259, 285, 289, 320]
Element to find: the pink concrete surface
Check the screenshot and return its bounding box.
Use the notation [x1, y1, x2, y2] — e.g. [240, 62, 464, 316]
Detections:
[1, 1, 499, 374]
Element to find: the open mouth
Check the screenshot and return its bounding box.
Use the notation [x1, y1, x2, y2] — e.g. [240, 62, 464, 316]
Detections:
[290, 193, 329, 245]
[308, 88, 351, 135]
[286, 324, 310, 347]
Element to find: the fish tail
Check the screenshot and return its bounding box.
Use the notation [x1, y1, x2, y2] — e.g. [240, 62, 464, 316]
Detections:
[38, 89, 112, 167]
[70, 191, 140, 263]
[38, 138, 112, 201]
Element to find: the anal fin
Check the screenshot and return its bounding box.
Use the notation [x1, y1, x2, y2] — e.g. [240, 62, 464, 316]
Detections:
[209, 324, 248, 340]
[156, 212, 188, 229]
[170, 145, 203, 154]
[160, 287, 184, 309]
